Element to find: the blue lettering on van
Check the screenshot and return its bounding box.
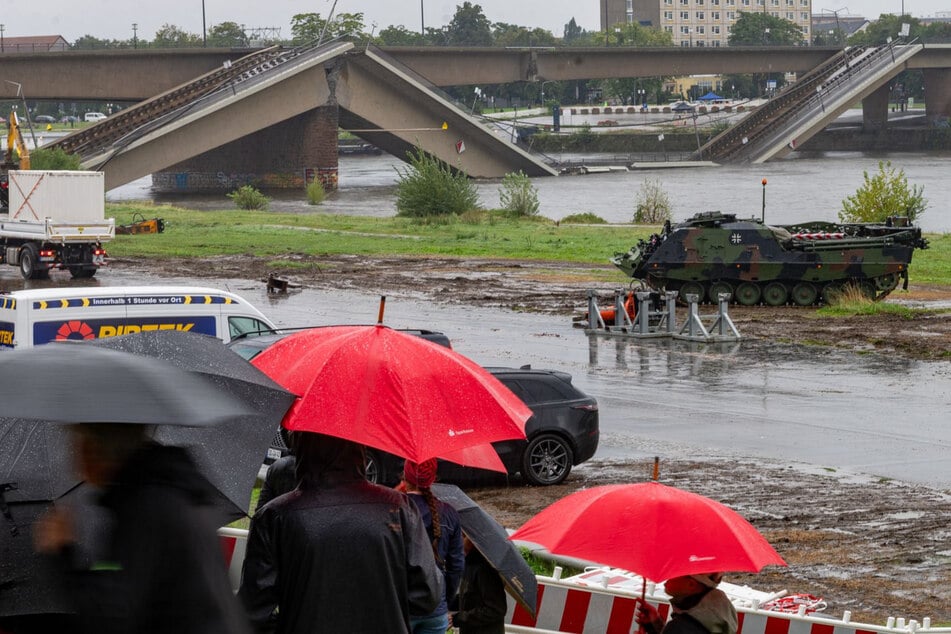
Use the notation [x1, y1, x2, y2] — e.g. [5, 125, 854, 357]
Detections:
[33, 316, 218, 345]
[0, 322, 14, 348]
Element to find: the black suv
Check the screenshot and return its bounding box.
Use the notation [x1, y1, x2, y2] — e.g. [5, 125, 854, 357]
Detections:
[479, 366, 599, 485]
[229, 332, 599, 486]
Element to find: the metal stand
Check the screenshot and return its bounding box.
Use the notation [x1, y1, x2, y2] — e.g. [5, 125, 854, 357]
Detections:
[581, 289, 740, 342]
[708, 294, 741, 341]
[674, 294, 710, 341]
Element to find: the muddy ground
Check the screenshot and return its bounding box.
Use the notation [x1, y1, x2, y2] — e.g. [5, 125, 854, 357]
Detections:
[126, 254, 951, 625]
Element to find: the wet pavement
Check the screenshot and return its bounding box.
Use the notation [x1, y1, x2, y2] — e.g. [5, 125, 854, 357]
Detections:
[6, 267, 950, 490]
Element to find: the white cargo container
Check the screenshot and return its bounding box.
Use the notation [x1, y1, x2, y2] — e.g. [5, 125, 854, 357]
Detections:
[0, 170, 115, 280]
[7, 170, 105, 223]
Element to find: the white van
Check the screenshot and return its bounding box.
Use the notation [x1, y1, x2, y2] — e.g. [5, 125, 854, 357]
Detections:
[84, 112, 107, 122]
[0, 286, 276, 349]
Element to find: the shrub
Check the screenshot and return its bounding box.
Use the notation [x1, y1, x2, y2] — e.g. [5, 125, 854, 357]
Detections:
[29, 147, 82, 170]
[633, 178, 672, 224]
[395, 146, 479, 218]
[499, 171, 540, 217]
[560, 212, 607, 224]
[572, 122, 594, 144]
[839, 161, 926, 223]
[227, 185, 269, 210]
[306, 180, 326, 205]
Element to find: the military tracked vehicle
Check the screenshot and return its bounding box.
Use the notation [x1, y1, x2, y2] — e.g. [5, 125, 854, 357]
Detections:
[611, 212, 928, 306]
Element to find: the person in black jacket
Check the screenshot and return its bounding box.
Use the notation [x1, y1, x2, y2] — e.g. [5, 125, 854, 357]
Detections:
[636, 573, 738, 634]
[33, 423, 250, 634]
[451, 536, 507, 634]
[238, 432, 443, 634]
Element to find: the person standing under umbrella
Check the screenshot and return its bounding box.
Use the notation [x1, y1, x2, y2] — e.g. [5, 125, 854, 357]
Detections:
[401, 459, 464, 634]
[239, 432, 443, 633]
[451, 535, 508, 634]
[32, 423, 251, 634]
[636, 573, 738, 634]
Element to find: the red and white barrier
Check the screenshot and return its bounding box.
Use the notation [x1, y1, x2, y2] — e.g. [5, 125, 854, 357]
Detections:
[219, 530, 947, 634]
[506, 573, 944, 634]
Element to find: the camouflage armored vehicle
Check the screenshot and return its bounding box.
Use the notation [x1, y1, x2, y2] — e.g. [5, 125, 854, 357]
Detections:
[611, 211, 928, 306]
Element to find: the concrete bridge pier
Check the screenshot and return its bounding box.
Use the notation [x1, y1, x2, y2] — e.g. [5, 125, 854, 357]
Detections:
[923, 69, 951, 125]
[862, 84, 890, 131]
[152, 106, 340, 193]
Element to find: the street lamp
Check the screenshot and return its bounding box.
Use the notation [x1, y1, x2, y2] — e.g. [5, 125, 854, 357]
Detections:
[420, 0, 425, 34]
[1, 24, 5, 53]
[132, 23, 138, 49]
[763, 27, 770, 46]
[688, 28, 694, 47]
[201, 0, 207, 47]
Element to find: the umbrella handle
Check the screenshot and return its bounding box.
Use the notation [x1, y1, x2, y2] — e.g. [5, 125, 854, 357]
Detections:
[377, 296, 387, 324]
[0, 483, 20, 537]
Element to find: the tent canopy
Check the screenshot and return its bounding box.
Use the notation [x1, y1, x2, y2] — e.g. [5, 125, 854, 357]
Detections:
[698, 91, 725, 101]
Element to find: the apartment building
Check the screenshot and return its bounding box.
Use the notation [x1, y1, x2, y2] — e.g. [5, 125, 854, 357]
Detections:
[602, 0, 812, 47]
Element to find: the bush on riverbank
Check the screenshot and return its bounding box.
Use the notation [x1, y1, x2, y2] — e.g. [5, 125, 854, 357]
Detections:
[839, 160, 926, 223]
[227, 185, 269, 210]
[499, 171, 540, 217]
[395, 146, 480, 218]
[634, 178, 672, 224]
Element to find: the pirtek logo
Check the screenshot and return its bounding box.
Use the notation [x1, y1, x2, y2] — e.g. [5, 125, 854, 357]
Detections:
[54, 321, 196, 340]
[0, 330, 13, 345]
[97, 324, 196, 337]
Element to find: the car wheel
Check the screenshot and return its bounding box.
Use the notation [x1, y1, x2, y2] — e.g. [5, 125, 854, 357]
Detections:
[521, 434, 574, 486]
[365, 449, 386, 485]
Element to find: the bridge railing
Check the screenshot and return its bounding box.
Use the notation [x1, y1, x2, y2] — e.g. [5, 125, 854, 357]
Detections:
[704, 39, 921, 164]
[745, 39, 923, 162]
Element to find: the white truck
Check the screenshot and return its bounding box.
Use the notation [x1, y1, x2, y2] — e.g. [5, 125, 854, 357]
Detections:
[0, 170, 114, 279]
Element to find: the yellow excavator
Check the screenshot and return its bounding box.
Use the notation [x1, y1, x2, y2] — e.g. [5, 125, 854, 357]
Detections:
[1, 111, 30, 211]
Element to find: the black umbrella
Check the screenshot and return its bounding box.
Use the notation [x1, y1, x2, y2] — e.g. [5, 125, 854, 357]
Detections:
[432, 483, 538, 618]
[0, 335, 294, 619]
[88, 330, 298, 519]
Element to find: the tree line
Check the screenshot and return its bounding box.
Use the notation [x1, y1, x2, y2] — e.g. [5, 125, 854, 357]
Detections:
[57, 2, 951, 108]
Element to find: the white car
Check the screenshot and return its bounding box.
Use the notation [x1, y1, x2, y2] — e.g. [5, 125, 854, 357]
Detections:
[84, 112, 107, 122]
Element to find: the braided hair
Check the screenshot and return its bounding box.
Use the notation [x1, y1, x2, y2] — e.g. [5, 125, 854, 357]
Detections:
[403, 459, 443, 566]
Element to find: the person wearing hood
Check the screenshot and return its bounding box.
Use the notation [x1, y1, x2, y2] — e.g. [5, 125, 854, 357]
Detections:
[32, 423, 250, 634]
[239, 432, 443, 634]
[636, 573, 738, 634]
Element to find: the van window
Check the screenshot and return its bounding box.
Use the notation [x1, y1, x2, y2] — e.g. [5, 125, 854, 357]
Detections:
[229, 316, 274, 339]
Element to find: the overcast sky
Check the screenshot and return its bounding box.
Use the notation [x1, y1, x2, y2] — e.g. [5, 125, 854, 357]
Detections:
[3, 1, 946, 43]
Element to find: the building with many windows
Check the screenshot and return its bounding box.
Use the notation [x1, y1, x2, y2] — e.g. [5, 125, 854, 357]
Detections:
[601, 0, 812, 47]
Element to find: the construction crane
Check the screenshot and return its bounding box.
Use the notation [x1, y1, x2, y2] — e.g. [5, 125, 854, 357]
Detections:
[1, 111, 31, 211]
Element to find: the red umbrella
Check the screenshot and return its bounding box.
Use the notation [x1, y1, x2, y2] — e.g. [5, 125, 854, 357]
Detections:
[510, 482, 786, 582]
[251, 325, 531, 471]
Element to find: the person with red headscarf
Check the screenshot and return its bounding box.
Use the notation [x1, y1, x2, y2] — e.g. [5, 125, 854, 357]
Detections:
[401, 459, 465, 634]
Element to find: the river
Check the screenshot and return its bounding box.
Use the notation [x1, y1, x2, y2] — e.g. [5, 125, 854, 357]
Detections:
[107, 151, 951, 232]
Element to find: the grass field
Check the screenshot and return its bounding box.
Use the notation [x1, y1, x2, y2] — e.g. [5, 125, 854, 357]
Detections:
[107, 203, 951, 290]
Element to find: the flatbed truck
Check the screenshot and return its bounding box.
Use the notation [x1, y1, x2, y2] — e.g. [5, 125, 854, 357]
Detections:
[0, 170, 113, 279]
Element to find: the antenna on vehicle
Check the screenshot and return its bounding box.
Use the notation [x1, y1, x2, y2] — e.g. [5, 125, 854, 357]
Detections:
[761, 178, 768, 223]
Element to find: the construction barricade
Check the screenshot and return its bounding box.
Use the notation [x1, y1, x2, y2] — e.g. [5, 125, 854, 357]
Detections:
[218, 529, 946, 634]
